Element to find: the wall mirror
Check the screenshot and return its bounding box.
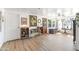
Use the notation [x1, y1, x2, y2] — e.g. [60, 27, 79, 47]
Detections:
[38, 19, 41, 23]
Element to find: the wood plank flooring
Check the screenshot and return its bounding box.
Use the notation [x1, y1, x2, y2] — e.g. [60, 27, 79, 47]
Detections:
[0, 33, 75, 51]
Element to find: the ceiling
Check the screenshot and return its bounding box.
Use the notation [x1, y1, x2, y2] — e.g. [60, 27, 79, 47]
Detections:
[4, 8, 79, 17]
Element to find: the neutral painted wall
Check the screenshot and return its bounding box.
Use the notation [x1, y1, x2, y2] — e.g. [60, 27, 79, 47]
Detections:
[4, 8, 43, 42]
[3, 8, 66, 41]
[0, 8, 5, 47]
[0, 18, 4, 47]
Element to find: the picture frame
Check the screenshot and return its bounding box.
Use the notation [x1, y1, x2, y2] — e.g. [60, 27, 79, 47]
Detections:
[48, 19, 51, 27]
[29, 15, 37, 26]
[21, 17, 27, 25]
[52, 20, 55, 27]
[42, 18, 47, 27]
[76, 13, 79, 27]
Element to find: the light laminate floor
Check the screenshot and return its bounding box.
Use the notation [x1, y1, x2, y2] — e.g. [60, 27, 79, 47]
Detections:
[0, 33, 75, 51]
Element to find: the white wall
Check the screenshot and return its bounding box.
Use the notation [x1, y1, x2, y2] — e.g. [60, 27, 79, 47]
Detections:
[4, 8, 43, 42]
[0, 18, 4, 47]
[0, 8, 5, 47]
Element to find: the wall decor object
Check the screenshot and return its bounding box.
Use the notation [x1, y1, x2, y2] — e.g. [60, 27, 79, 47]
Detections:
[76, 13, 79, 27]
[29, 15, 37, 26]
[42, 18, 47, 27]
[38, 19, 41, 23]
[30, 29, 37, 34]
[52, 20, 55, 27]
[42, 18, 47, 33]
[76, 13, 79, 21]
[21, 17, 27, 25]
[48, 19, 51, 27]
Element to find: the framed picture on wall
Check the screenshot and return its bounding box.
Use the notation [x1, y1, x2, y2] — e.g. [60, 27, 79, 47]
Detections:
[48, 19, 51, 27]
[52, 20, 55, 27]
[42, 18, 47, 27]
[21, 17, 27, 25]
[76, 13, 79, 21]
[29, 15, 37, 26]
[76, 13, 79, 26]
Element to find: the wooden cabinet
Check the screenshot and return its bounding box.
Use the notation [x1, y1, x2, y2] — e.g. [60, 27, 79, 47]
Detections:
[43, 27, 47, 34]
[37, 27, 47, 34]
[49, 29, 57, 34]
[37, 27, 43, 33]
[42, 18, 47, 34]
[21, 28, 29, 39]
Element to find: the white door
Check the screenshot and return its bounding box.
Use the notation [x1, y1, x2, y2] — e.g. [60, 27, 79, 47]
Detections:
[5, 13, 20, 41]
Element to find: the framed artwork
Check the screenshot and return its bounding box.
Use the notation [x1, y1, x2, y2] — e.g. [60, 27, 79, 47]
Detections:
[76, 13, 79, 26]
[76, 13, 79, 21]
[52, 20, 55, 27]
[42, 18, 47, 27]
[48, 19, 51, 27]
[30, 29, 37, 34]
[29, 15, 37, 26]
[21, 17, 27, 25]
